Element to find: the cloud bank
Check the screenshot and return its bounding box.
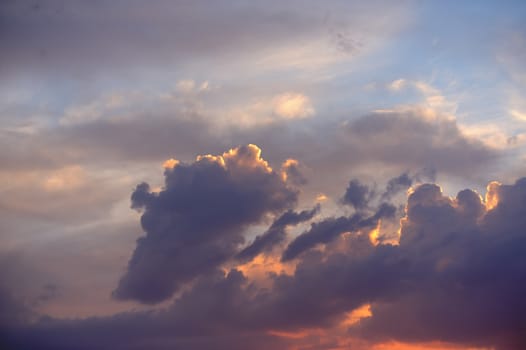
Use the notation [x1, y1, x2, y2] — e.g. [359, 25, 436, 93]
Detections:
[2, 145, 525, 350]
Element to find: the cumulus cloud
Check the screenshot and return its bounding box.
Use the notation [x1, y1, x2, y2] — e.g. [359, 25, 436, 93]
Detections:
[113, 144, 299, 303]
[351, 179, 526, 349]
[3, 175, 526, 350]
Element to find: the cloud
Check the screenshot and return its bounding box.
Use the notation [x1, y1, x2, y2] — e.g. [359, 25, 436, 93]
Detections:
[380, 169, 436, 201]
[342, 179, 372, 210]
[175, 80, 210, 94]
[510, 109, 526, 121]
[0, 285, 33, 328]
[381, 173, 413, 200]
[221, 107, 498, 205]
[113, 144, 299, 303]
[281, 202, 396, 261]
[341, 171, 437, 212]
[0, 164, 128, 227]
[0, 0, 409, 79]
[0, 0, 313, 77]
[2, 175, 526, 349]
[351, 179, 526, 349]
[342, 107, 497, 175]
[387, 78, 407, 91]
[59, 94, 126, 126]
[236, 206, 319, 263]
[1, 103, 497, 187]
[135, 175, 526, 349]
[280, 159, 307, 186]
[273, 93, 315, 119]
[386, 80, 457, 113]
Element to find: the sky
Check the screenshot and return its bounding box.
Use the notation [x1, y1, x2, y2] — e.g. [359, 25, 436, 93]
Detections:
[1, 1, 526, 349]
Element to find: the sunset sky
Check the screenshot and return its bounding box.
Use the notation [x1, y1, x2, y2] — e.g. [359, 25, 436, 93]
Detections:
[1, 1, 526, 349]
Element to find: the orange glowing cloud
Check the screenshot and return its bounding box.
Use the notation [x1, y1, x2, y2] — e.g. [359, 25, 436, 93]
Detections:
[368, 220, 381, 246]
[162, 158, 180, 169]
[280, 158, 300, 182]
[371, 341, 494, 350]
[316, 193, 328, 202]
[484, 181, 501, 211]
[235, 253, 295, 285]
[341, 304, 373, 327]
[273, 92, 315, 119]
[223, 144, 273, 173]
[267, 329, 312, 339]
[196, 154, 226, 167]
[165, 144, 275, 174]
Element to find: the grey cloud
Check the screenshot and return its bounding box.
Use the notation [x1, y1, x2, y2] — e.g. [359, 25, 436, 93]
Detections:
[381, 173, 412, 200]
[342, 179, 372, 210]
[1, 0, 400, 79]
[1, 0, 306, 76]
[0, 238, 397, 350]
[380, 169, 436, 201]
[0, 286, 33, 329]
[281, 202, 396, 261]
[53, 116, 221, 165]
[344, 109, 497, 175]
[275, 177, 526, 349]
[342, 170, 436, 213]
[236, 205, 319, 263]
[1, 106, 497, 188]
[113, 144, 299, 303]
[351, 178, 526, 349]
[3, 177, 526, 350]
[281, 159, 308, 187]
[227, 108, 498, 200]
[2, 269, 293, 350]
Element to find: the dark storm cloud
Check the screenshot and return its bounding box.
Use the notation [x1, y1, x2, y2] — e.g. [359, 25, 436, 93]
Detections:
[236, 205, 319, 263]
[3, 177, 526, 350]
[113, 144, 299, 303]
